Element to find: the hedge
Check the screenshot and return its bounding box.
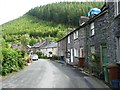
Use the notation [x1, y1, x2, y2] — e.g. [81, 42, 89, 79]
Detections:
[1, 48, 26, 76]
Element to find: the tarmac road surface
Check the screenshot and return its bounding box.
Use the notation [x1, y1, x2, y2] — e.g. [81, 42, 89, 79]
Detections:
[1, 59, 110, 89]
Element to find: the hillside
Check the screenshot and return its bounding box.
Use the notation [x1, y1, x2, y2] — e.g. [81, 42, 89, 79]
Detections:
[27, 2, 104, 26]
[2, 2, 104, 46]
[2, 15, 67, 46]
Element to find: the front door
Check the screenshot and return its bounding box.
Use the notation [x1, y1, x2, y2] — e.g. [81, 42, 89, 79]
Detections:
[101, 46, 109, 82]
[101, 46, 108, 66]
[71, 49, 73, 62]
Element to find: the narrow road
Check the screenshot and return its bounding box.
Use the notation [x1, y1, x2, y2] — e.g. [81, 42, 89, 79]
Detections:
[1, 59, 110, 89]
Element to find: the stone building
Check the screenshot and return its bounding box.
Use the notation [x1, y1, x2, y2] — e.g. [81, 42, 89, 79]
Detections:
[58, 36, 67, 61]
[31, 38, 50, 53]
[40, 42, 58, 57]
[58, 1, 120, 86]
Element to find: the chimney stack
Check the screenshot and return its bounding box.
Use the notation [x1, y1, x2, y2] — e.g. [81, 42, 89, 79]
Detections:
[79, 16, 89, 26]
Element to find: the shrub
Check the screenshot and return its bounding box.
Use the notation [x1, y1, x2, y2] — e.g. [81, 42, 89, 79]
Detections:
[51, 55, 60, 60]
[36, 50, 43, 58]
[16, 49, 25, 58]
[40, 55, 48, 59]
[1, 48, 26, 76]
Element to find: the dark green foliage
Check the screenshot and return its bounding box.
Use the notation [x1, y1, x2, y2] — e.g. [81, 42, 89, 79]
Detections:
[1, 48, 26, 76]
[36, 50, 43, 58]
[51, 55, 60, 60]
[2, 15, 67, 45]
[16, 49, 25, 58]
[27, 2, 104, 26]
[91, 53, 100, 63]
[40, 55, 48, 59]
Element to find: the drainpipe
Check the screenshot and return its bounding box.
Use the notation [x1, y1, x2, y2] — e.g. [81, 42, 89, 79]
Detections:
[65, 38, 67, 63]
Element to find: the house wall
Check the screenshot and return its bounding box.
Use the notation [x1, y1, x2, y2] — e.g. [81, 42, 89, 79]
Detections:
[58, 38, 67, 61]
[48, 48, 58, 57]
[78, 27, 85, 57]
[85, 2, 120, 67]
[73, 33, 79, 65]
[41, 47, 58, 57]
[85, 13, 109, 67]
[114, 15, 120, 63]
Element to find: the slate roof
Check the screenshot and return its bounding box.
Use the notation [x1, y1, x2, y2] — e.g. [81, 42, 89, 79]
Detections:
[32, 40, 46, 48]
[42, 42, 57, 49]
[11, 45, 22, 49]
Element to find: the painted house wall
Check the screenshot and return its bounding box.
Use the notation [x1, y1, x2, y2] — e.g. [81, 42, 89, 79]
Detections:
[41, 47, 58, 57]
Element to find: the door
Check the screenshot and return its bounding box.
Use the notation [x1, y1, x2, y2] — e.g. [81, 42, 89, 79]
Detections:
[101, 46, 108, 66]
[101, 46, 109, 82]
[71, 49, 73, 62]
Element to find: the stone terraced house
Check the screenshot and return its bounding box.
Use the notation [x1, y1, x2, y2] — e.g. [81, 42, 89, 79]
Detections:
[58, 1, 120, 86]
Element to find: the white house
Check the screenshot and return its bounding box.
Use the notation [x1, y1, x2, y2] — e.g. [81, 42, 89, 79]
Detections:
[40, 42, 58, 57]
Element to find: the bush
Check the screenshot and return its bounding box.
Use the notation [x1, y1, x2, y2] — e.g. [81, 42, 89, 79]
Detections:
[36, 50, 43, 58]
[40, 55, 48, 59]
[1, 48, 26, 76]
[51, 55, 60, 60]
[16, 49, 25, 58]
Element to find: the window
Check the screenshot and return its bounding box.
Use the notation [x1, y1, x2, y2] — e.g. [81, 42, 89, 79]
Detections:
[116, 37, 120, 62]
[90, 23, 95, 36]
[115, 0, 120, 16]
[91, 46, 95, 54]
[67, 49, 70, 57]
[68, 36, 70, 43]
[80, 47, 84, 57]
[58, 42, 60, 47]
[74, 48, 78, 57]
[74, 31, 78, 39]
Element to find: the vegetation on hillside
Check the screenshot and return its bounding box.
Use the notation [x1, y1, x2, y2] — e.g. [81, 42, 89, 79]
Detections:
[2, 15, 67, 46]
[27, 2, 104, 26]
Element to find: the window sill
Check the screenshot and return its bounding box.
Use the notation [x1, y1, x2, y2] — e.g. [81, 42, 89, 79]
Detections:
[74, 38, 78, 40]
[114, 13, 120, 20]
[116, 61, 120, 64]
[90, 35, 95, 37]
[74, 56, 79, 58]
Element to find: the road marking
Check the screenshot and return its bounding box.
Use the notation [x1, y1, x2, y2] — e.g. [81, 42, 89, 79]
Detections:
[64, 74, 70, 79]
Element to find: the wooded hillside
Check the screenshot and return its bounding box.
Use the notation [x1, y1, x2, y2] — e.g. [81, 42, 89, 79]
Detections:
[2, 2, 104, 46]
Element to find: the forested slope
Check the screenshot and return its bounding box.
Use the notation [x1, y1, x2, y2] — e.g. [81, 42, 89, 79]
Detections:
[27, 2, 104, 26]
[2, 2, 104, 46]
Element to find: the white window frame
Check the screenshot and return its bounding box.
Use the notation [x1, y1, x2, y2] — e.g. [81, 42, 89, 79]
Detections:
[68, 36, 70, 43]
[74, 31, 78, 39]
[115, 0, 120, 16]
[74, 48, 78, 57]
[90, 22, 95, 36]
[76, 31, 78, 38]
[91, 46, 95, 54]
[67, 49, 70, 56]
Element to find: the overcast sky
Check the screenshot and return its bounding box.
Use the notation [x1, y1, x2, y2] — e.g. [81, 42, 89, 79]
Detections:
[0, 0, 104, 25]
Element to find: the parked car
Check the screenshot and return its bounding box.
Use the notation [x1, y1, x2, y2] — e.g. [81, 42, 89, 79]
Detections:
[30, 54, 38, 61]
